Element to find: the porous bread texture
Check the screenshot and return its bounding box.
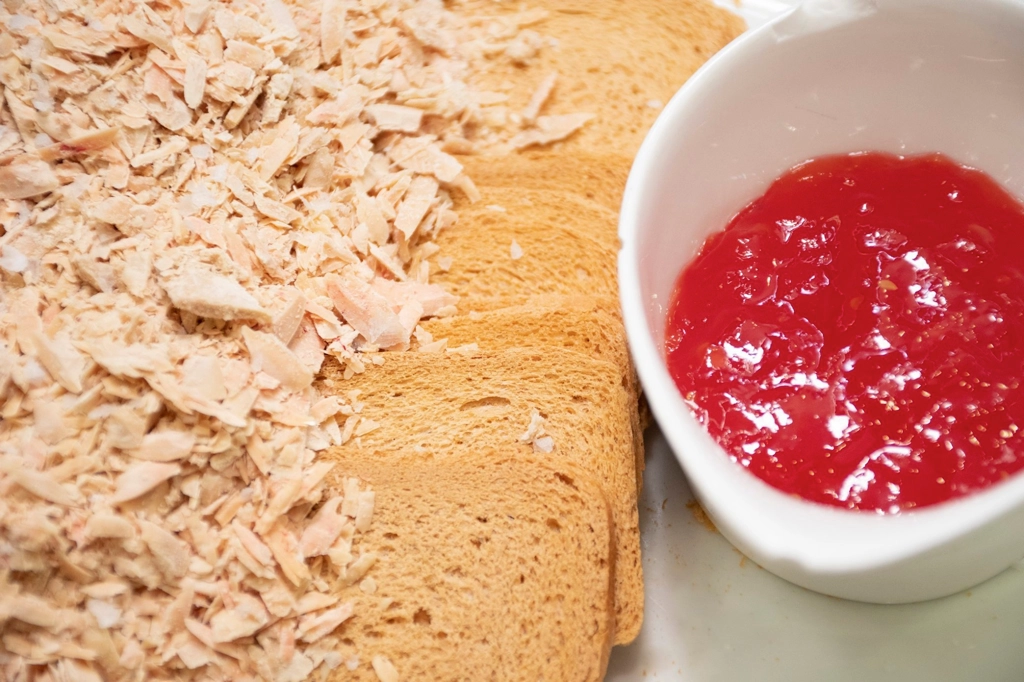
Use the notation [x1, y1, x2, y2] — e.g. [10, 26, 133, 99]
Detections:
[421, 296, 629, 380]
[454, 186, 620, 252]
[320, 347, 644, 644]
[320, 451, 615, 682]
[420, 298, 646, 491]
[467, 0, 745, 156]
[456, 152, 632, 211]
[431, 216, 618, 307]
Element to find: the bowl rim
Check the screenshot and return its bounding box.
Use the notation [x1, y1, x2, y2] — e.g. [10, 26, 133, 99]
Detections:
[617, 0, 1024, 575]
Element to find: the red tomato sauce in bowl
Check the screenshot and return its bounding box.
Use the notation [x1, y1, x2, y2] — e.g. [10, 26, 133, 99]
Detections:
[665, 152, 1024, 513]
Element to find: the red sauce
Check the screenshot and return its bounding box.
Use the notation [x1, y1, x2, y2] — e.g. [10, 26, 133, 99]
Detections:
[665, 152, 1024, 513]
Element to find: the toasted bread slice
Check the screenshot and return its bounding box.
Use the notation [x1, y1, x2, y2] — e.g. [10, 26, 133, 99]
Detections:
[455, 188, 619, 252]
[468, 0, 744, 156]
[457, 151, 632, 212]
[320, 347, 643, 644]
[421, 296, 628, 380]
[320, 451, 614, 681]
[431, 215, 618, 307]
[420, 297, 646, 491]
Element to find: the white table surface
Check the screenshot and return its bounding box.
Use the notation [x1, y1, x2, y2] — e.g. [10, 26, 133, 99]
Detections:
[606, 430, 1024, 681]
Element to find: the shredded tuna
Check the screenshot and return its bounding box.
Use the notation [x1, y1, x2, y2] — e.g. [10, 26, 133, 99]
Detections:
[111, 462, 182, 504]
[372, 655, 400, 682]
[0, 0, 566, 680]
[0, 156, 59, 199]
[511, 112, 596, 149]
[521, 72, 558, 124]
[519, 408, 556, 453]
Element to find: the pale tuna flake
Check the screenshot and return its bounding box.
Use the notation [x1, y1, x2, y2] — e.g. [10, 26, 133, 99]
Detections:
[0, 245, 29, 273]
[86, 599, 122, 628]
[8, 14, 41, 32]
[372, 655, 399, 682]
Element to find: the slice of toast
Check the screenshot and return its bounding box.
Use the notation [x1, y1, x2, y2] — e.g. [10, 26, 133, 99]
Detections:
[320, 347, 643, 644]
[420, 297, 646, 492]
[320, 451, 615, 681]
[454, 187, 620, 251]
[431, 216, 618, 307]
[456, 151, 632, 212]
[421, 296, 629, 381]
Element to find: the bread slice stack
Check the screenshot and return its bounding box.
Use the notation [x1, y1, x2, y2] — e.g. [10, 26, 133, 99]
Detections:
[319, 0, 744, 677]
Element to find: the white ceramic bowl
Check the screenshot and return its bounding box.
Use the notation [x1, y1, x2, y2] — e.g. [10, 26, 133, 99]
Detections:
[619, 0, 1024, 603]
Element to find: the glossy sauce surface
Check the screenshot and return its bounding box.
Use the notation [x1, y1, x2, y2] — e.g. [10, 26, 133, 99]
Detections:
[666, 153, 1024, 512]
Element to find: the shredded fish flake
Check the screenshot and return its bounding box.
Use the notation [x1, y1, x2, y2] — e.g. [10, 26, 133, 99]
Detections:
[519, 408, 555, 453]
[371, 655, 400, 682]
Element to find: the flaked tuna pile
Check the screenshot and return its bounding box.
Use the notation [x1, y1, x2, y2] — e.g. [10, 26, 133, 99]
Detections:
[0, 1, 592, 680]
